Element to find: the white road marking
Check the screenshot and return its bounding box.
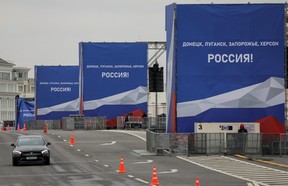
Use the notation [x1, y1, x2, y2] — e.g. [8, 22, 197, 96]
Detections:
[85, 154, 89, 157]
[52, 164, 66, 172]
[135, 178, 149, 184]
[70, 145, 74, 147]
[77, 149, 81, 152]
[133, 160, 153, 164]
[63, 139, 67, 142]
[252, 181, 260, 186]
[102, 130, 146, 141]
[178, 155, 288, 186]
[127, 175, 134, 178]
[177, 156, 269, 186]
[223, 156, 288, 173]
[94, 160, 99, 162]
[247, 182, 260, 186]
[104, 165, 109, 167]
[58, 136, 61, 138]
[100, 141, 116, 145]
[124, 132, 146, 141]
[158, 169, 178, 174]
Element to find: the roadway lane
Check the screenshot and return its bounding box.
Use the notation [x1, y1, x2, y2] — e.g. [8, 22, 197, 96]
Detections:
[0, 130, 251, 186]
[0, 131, 143, 186]
[26, 130, 250, 185]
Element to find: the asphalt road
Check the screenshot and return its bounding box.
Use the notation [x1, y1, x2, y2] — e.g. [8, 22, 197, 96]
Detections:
[0, 129, 275, 186]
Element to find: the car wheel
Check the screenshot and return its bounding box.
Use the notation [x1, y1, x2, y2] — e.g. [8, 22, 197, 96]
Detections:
[12, 158, 18, 166]
[45, 158, 50, 165]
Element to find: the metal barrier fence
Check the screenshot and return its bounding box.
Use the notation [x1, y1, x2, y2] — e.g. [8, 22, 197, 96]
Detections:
[25, 120, 62, 130]
[24, 116, 106, 131]
[117, 116, 166, 130]
[62, 116, 106, 130]
[147, 130, 288, 156]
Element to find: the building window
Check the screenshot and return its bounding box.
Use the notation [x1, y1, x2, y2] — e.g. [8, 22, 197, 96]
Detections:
[18, 72, 23, 78]
[0, 72, 10, 80]
[31, 86, 34, 92]
[18, 86, 23, 92]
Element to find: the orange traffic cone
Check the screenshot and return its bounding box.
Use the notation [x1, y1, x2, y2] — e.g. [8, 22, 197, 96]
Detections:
[118, 156, 126, 173]
[43, 122, 47, 134]
[7, 124, 10, 131]
[70, 132, 75, 145]
[195, 176, 200, 186]
[17, 123, 20, 132]
[150, 165, 159, 186]
[23, 123, 26, 132]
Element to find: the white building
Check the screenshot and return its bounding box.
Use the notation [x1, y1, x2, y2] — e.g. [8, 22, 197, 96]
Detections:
[0, 58, 18, 124]
[0, 58, 35, 124]
[12, 67, 34, 100]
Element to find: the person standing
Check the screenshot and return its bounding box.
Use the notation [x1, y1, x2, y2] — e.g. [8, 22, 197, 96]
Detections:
[237, 123, 248, 154]
[238, 123, 248, 133]
[141, 112, 148, 129]
[124, 113, 132, 129]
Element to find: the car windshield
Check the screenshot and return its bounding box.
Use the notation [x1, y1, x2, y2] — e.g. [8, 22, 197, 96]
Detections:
[17, 137, 45, 146]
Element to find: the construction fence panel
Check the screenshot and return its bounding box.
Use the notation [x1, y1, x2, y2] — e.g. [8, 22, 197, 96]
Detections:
[146, 131, 288, 156]
[62, 117, 74, 130]
[147, 117, 166, 130]
[170, 133, 188, 155]
[261, 133, 282, 155]
[117, 116, 144, 129]
[118, 116, 166, 130]
[157, 133, 170, 155]
[84, 117, 106, 130]
[226, 133, 261, 155]
[25, 120, 61, 130]
[246, 133, 261, 154]
[279, 134, 288, 155]
[192, 133, 207, 154]
[187, 133, 224, 155]
[62, 116, 106, 131]
[146, 130, 156, 153]
[146, 129, 169, 155]
[262, 133, 288, 155]
[117, 116, 125, 129]
[206, 133, 225, 154]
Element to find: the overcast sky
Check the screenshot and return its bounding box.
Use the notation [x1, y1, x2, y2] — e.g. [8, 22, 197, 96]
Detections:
[0, 0, 286, 77]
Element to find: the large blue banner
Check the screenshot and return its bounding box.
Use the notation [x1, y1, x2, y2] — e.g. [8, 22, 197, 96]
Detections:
[166, 4, 285, 132]
[16, 98, 34, 129]
[79, 42, 148, 127]
[35, 66, 79, 120]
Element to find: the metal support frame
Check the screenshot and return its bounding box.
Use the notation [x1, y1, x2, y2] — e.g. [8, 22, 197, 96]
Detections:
[146, 41, 166, 67]
[145, 42, 166, 117]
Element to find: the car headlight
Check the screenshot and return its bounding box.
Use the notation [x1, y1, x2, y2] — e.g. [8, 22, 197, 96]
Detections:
[13, 150, 21, 155]
[41, 150, 49, 154]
